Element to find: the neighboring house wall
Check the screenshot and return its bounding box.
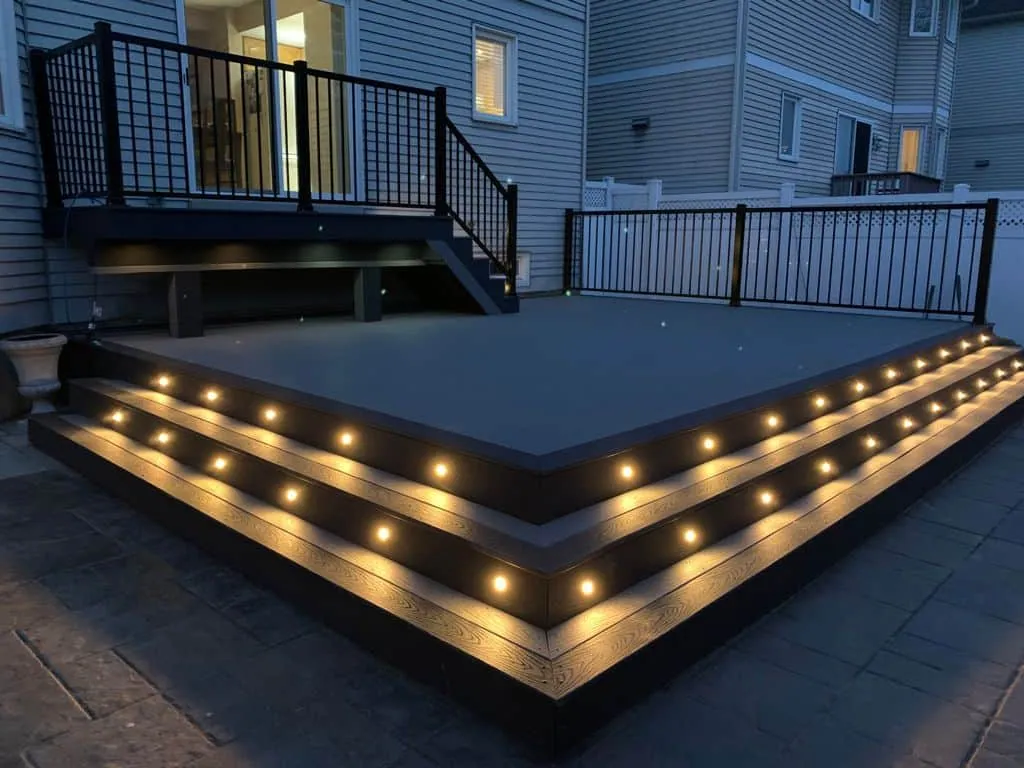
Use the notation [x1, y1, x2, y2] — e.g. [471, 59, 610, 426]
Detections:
[360, 0, 587, 292]
[585, 0, 736, 193]
[947, 17, 1024, 189]
[0, 0, 47, 334]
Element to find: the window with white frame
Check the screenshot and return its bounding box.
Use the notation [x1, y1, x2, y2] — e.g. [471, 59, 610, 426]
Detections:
[473, 27, 517, 125]
[0, 0, 23, 130]
[778, 93, 801, 161]
[899, 126, 925, 172]
[850, 0, 878, 20]
[945, 0, 959, 42]
[910, 0, 938, 35]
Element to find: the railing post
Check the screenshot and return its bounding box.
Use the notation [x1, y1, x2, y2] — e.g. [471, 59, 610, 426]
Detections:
[563, 208, 575, 293]
[434, 86, 448, 217]
[506, 183, 519, 295]
[93, 22, 125, 205]
[973, 198, 999, 326]
[729, 203, 747, 307]
[292, 60, 314, 212]
[29, 49, 63, 209]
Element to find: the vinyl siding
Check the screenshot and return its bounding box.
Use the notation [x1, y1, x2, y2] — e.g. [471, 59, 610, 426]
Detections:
[359, 0, 586, 292]
[586, 68, 734, 194]
[947, 19, 1024, 189]
[0, 0, 48, 333]
[746, 0, 901, 103]
[894, 0, 942, 103]
[588, 0, 736, 77]
[739, 67, 892, 196]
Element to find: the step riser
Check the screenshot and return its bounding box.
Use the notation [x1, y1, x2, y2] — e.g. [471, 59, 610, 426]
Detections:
[69, 383, 551, 627]
[79, 329, 996, 522]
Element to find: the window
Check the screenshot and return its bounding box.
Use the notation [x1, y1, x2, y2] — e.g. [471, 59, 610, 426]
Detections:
[473, 27, 517, 125]
[835, 115, 873, 174]
[934, 127, 948, 177]
[899, 127, 925, 172]
[945, 0, 959, 42]
[910, 0, 937, 35]
[0, 0, 23, 130]
[778, 93, 801, 161]
[850, 0, 878, 20]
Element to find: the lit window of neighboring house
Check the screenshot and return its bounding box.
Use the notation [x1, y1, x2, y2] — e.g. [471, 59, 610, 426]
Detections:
[910, 0, 938, 36]
[473, 27, 517, 125]
[945, 0, 959, 42]
[0, 0, 24, 130]
[778, 93, 801, 161]
[899, 127, 925, 173]
[850, 0, 878, 20]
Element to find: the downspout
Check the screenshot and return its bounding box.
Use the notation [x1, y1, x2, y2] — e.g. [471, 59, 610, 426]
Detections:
[727, 0, 750, 191]
[929, 3, 945, 175]
[581, 0, 591, 204]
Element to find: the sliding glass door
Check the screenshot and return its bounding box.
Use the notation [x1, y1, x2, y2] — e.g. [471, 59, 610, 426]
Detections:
[180, 0, 353, 198]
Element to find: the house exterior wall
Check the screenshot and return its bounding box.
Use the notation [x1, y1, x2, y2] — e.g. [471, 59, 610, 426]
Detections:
[947, 17, 1024, 190]
[359, 0, 587, 292]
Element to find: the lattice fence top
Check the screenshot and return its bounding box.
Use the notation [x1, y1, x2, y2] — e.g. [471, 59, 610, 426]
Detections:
[583, 185, 609, 210]
[658, 196, 779, 211]
[998, 198, 1024, 228]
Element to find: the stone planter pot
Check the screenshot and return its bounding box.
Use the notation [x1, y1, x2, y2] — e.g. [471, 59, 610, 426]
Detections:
[0, 333, 68, 414]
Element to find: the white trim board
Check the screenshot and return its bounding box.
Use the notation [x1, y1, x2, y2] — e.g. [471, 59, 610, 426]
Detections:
[589, 54, 735, 87]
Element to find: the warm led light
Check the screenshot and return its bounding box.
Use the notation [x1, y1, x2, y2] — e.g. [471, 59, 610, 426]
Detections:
[939, 349, 950, 359]
[157, 375, 171, 388]
[902, 417, 914, 429]
[961, 340, 971, 350]
[854, 381, 866, 394]
[814, 396, 827, 409]
[1015, 360, 1024, 370]
[702, 436, 716, 451]
[915, 359, 927, 370]
[493, 575, 509, 593]
[977, 378, 988, 389]
[620, 464, 635, 480]
[284, 487, 299, 503]
[766, 414, 780, 429]
[865, 436, 878, 449]
[213, 457, 227, 471]
[263, 408, 278, 422]
[886, 368, 898, 380]
[204, 389, 219, 403]
[434, 462, 449, 478]
[930, 402, 942, 414]
[340, 432, 354, 447]
[996, 369, 1007, 379]
[376, 526, 391, 542]
[980, 334, 990, 344]
[956, 390, 968, 401]
[111, 410, 125, 424]
[580, 579, 595, 597]
[819, 460, 834, 475]
[156, 431, 170, 445]
[683, 528, 698, 544]
[759, 490, 775, 506]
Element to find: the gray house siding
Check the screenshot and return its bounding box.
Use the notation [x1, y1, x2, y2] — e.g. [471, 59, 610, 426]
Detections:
[0, 0, 47, 334]
[588, 0, 736, 77]
[586, 68, 734, 194]
[947, 18, 1024, 189]
[894, 0, 942, 103]
[739, 67, 892, 196]
[746, 0, 900, 103]
[360, 0, 586, 292]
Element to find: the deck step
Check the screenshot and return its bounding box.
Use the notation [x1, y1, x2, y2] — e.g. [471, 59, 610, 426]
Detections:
[29, 369, 1024, 751]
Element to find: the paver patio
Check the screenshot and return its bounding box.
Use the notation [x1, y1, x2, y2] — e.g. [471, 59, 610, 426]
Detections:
[3, 415, 1024, 767]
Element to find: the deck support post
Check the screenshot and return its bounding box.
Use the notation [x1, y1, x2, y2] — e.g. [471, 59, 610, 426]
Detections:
[354, 267, 382, 323]
[168, 272, 203, 338]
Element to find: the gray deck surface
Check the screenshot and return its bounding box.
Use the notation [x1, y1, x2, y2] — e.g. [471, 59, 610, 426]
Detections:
[114, 297, 963, 456]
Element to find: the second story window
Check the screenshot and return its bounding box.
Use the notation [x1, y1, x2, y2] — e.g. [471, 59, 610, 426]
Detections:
[473, 27, 518, 125]
[778, 94, 801, 161]
[910, 0, 938, 36]
[850, 0, 878, 20]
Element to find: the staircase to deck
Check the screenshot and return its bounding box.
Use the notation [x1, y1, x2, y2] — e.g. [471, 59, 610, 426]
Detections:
[28, 326, 1024, 752]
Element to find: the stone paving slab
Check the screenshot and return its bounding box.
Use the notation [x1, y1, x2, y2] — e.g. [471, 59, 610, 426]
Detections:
[5, 418, 1024, 766]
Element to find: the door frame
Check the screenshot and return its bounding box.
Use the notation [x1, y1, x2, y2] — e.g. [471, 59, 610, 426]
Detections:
[175, 0, 362, 200]
[834, 111, 878, 175]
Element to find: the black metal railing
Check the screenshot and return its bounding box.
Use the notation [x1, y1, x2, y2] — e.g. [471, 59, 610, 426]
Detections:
[564, 199, 1000, 323]
[831, 172, 943, 197]
[29, 23, 517, 288]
